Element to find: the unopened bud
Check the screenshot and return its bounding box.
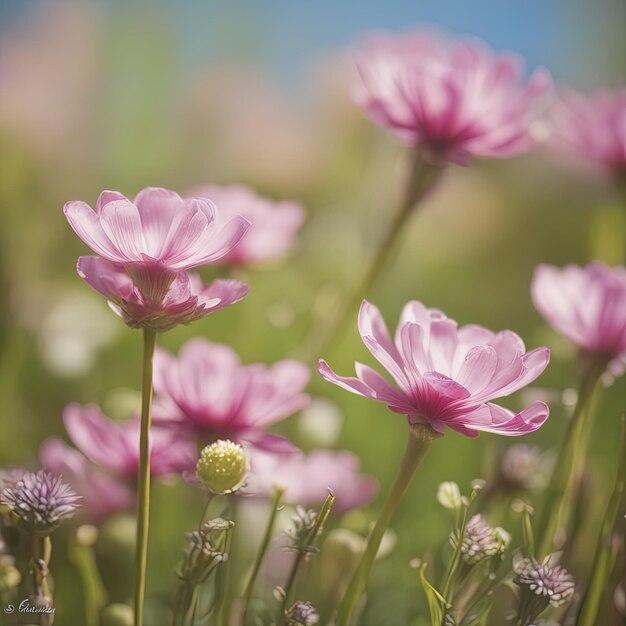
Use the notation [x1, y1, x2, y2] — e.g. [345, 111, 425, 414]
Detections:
[101, 603, 134, 626]
[437, 482, 463, 510]
[196, 440, 247, 495]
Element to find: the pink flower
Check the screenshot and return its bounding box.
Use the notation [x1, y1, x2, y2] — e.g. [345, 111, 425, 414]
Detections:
[77, 256, 248, 331]
[64, 187, 250, 304]
[40, 438, 133, 521]
[189, 185, 305, 265]
[153, 338, 310, 452]
[319, 301, 550, 437]
[246, 449, 378, 513]
[63, 403, 196, 476]
[549, 88, 626, 177]
[354, 31, 551, 165]
[532, 263, 626, 372]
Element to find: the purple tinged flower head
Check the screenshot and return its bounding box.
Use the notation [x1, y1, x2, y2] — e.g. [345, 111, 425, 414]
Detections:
[450, 514, 510, 564]
[319, 300, 550, 438]
[189, 185, 305, 265]
[62, 403, 196, 477]
[0, 471, 80, 535]
[286, 600, 320, 626]
[64, 187, 251, 330]
[549, 88, 626, 178]
[354, 30, 551, 165]
[532, 262, 626, 375]
[514, 556, 575, 618]
[40, 438, 134, 521]
[153, 338, 310, 452]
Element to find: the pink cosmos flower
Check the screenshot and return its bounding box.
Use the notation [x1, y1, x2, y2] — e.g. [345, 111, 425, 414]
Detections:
[354, 31, 551, 165]
[40, 438, 133, 521]
[549, 88, 626, 177]
[64, 187, 250, 305]
[189, 185, 305, 265]
[319, 301, 550, 437]
[532, 263, 626, 373]
[77, 256, 248, 332]
[153, 338, 310, 452]
[246, 449, 378, 513]
[63, 403, 196, 476]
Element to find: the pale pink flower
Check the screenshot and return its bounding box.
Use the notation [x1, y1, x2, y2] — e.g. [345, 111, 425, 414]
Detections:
[549, 88, 626, 176]
[354, 31, 551, 165]
[63, 403, 196, 476]
[64, 187, 250, 304]
[77, 256, 247, 332]
[246, 448, 378, 513]
[319, 301, 550, 437]
[153, 338, 310, 452]
[532, 262, 626, 373]
[189, 185, 305, 265]
[40, 438, 133, 521]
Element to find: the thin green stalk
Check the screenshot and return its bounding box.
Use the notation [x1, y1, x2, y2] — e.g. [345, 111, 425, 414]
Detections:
[216, 498, 238, 626]
[317, 156, 443, 359]
[69, 528, 107, 626]
[536, 358, 605, 557]
[337, 426, 437, 626]
[280, 492, 335, 623]
[243, 487, 285, 621]
[577, 415, 626, 625]
[31, 535, 53, 626]
[133, 328, 158, 626]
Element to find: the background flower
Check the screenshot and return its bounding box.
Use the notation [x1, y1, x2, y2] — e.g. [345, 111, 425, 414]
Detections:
[354, 30, 551, 164]
[153, 338, 310, 451]
[188, 184, 305, 265]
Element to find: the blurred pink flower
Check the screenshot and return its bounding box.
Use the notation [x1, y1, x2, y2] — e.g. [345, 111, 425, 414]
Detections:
[189, 184, 305, 265]
[246, 449, 378, 513]
[64, 187, 250, 304]
[532, 263, 626, 372]
[63, 403, 196, 476]
[354, 31, 551, 165]
[153, 338, 310, 452]
[77, 257, 248, 331]
[319, 300, 550, 437]
[549, 88, 626, 177]
[40, 438, 133, 521]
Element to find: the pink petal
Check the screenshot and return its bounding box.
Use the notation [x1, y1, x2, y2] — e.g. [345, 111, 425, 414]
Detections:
[99, 200, 145, 261]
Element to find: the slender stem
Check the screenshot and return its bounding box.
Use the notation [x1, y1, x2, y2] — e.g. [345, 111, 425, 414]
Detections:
[336, 427, 436, 626]
[316, 156, 443, 359]
[280, 492, 335, 624]
[243, 487, 285, 621]
[440, 505, 470, 606]
[31, 535, 53, 626]
[133, 328, 158, 626]
[217, 498, 238, 626]
[577, 414, 626, 625]
[536, 358, 605, 558]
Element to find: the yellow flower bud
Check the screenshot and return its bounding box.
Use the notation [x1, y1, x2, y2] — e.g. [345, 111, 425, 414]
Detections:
[196, 440, 247, 495]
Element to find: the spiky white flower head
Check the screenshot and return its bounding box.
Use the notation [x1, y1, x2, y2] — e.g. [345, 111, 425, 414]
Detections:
[286, 600, 319, 626]
[437, 482, 463, 510]
[0, 471, 80, 535]
[196, 440, 248, 495]
[451, 514, 509, 564]
[514, 556, 575, 608]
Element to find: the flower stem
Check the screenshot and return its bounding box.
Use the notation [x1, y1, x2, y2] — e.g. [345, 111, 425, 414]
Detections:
[317, 155, 443, 359]
[280, 492, 335, 624]
[336, 426, 436, 626]
[243, 487, 285, 621]
[577, 414, 626, 625]
[31, 534, 53, 626]
[133, 327, 158, 626]
[536, 358, 605, 558]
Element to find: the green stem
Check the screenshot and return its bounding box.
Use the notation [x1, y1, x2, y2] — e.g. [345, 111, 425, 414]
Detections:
[317, 156, 443, 359]
[280, 492, 335, 623]
[31, 535, 53, 626]
[577, 414, 626, 625]
[536, 358, 605, 558]
[243, 487, 285, 622]
[133, 328, 158, 626]
[216, 498, 237, 626]
[336, 426, 436, 626]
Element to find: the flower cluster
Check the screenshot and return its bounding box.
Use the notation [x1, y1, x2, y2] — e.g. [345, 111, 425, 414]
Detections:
[451, 514, 510, 564]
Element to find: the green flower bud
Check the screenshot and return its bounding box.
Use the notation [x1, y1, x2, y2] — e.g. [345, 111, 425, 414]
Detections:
[101, 603, 134, 626]
[196, 440, 247, 494]
[0, 556, 21, 591]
